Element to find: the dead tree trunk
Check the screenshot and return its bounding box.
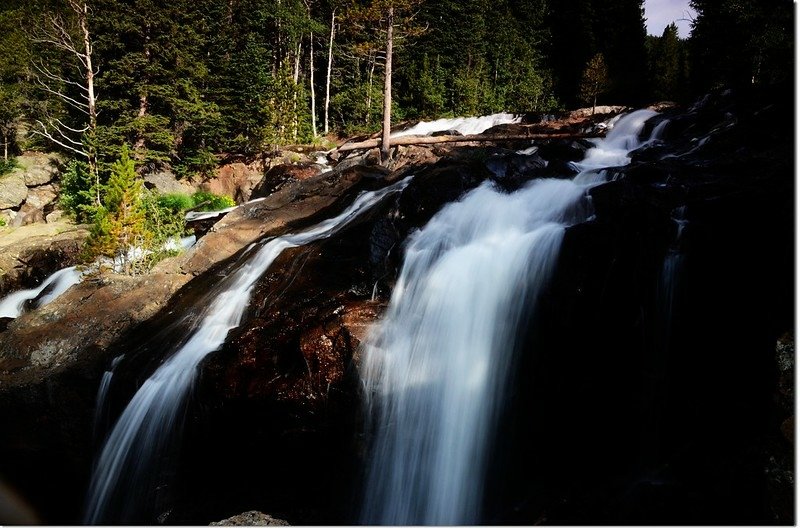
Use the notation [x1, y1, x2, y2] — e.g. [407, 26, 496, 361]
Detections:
[32, 0, 100, 205]
[324, 9, 335, 135]
[337, 131, 600, 153]
[309, 32, 317, 137]
[380, 6, 393, 162]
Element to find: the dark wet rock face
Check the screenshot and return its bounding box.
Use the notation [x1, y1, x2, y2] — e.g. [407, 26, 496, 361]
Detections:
[0, 89, 792, 525]
[250, 163, 322, 199]
[485, 89, 793, 524]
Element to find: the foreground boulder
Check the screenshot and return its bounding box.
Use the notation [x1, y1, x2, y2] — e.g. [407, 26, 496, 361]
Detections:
[210, 511, 289, 526]
[0, 220, 87, 298]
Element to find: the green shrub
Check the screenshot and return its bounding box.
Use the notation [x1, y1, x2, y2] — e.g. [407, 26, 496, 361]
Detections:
[144, 191, 189, 243]
[83, 145, 150, 274]
[157, 193, 195, 212]
[60, 160, 100, 223]
[0, 158, 17, 177]
[191, 191, 235, 211]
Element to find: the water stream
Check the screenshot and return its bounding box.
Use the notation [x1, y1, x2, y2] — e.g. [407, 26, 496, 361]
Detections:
[359, 109, 659, 524]
[84, 177, 412, 524]
[0, 266, 83, 319]
[392, 113, 521, 138]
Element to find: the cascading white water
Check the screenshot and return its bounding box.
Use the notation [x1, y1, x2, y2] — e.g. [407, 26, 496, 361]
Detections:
[392, 113, 521, 138]
[0, 266, 83, 319]
[570, 109, 658, 173]
[94, 355, 125, 436]
[84, 177, 412, 524]
[359, 109, 659, 525]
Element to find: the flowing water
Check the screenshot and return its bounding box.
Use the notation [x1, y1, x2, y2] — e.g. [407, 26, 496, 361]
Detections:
[359, 109, 659, 525]
[0, 266, 83, 319]
[392, 113, 521, 138]
[84, 177, 412, 524]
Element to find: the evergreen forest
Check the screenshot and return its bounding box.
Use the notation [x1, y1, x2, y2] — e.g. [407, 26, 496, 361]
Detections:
[0, 0, 792, 177]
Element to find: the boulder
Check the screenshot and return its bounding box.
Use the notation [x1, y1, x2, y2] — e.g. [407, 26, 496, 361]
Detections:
[250, 163, 322, 199]
[0, 209, 16, 225]
[45, 210, 64, 223]
[569, 105, 628, 119]
[0, 172, 28, 209]
[210, 511, 289, 526]
[179, 165, 383, 276]
[431, 129, 462, 137]
[485, 152, 549, 190]
[16, 153, 61, 187]
[12, 184, 58, 227]
[386, 144, 443, 172]
[144, 170, 196, 195]
[201, 161, 266, 203]
[0, 220, 87, 298]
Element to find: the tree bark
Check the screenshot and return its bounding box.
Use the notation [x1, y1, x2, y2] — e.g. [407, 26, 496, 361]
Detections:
[324, 9, 335, 135]
[31, 0, 98, 194]
[292, 41, 301, 142]
[366, 53, 375, 125]
[380, 6, 394, 162]
[74, 0, 99, 204]
[309, 32, 317, 137]
[337, 131, 600, 153]
[133, 27, 151, 154]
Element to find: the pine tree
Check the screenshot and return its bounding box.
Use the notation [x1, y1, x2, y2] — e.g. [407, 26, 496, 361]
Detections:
[689, 0, 792, 92]
[649, 23, 684, 101]
[579, 53, 610, 114]
[84, 144, 150, 274]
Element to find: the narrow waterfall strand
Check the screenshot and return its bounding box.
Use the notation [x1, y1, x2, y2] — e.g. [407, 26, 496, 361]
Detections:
[0, 266, 83, 319]
[85, 177, 411, 524]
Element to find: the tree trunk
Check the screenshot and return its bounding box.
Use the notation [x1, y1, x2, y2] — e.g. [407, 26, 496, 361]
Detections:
[380, 6, 393, 162]
[324, 9, 335, 135]
[366, 53, 375, 125]
[75, 0, 99, 204]
[337, 131, 600, 153]
[134, 29, 150, 155]
[292, 41, 301, 142]
[310, 32, 317, 138]
[3, 132, 7, 162]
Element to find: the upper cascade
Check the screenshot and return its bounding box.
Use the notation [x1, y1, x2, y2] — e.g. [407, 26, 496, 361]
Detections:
[392, 113, 521, 138]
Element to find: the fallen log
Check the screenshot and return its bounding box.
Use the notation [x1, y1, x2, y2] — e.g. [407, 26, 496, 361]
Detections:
[336, 131, 602, 153]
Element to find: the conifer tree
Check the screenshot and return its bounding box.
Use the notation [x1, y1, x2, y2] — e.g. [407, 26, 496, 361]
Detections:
[84, 144, 150, 274]
[579, 53, 610, 114]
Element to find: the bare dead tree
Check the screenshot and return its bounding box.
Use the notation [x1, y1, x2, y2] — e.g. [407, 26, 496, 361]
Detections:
[309, 31, 317, 138]
[324, 8, 336, 135]
[31, 0, 100, 204]
[380, 5, 393, 161]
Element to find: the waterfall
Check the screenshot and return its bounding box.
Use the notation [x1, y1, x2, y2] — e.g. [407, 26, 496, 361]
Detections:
[359, 109, 659, 525]
[649, 119, 670, 142]
[0, 266, 83, 319]
[392, 113, 521, 138]
[84, 177, 411, 524]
